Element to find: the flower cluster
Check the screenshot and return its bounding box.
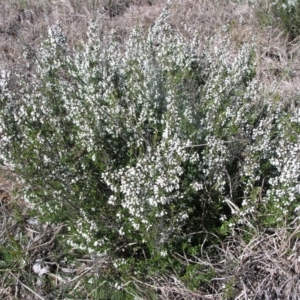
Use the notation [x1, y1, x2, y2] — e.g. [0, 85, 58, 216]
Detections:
[271, 0, 298, 12]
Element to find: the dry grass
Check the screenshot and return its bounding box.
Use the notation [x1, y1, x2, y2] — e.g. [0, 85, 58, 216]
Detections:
[0, 0, 158, 69]
[1, 0, 299, 98]
[0, 1, 261, 63]
[222, 226, 300, 299]
[120, 226, 300, 299]
[1, 0, 300, 299]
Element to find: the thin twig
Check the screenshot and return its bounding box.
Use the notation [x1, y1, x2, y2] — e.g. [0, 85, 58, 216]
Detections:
[27, 224, 65, 251]
[9, 271, 45, 300]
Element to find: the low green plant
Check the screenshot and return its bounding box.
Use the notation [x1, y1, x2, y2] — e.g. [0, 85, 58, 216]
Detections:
[223, 277, 238, 300]
[253, 0, 300, 39]
[181, 264, 215, 291]
[273, 0, 300, 38]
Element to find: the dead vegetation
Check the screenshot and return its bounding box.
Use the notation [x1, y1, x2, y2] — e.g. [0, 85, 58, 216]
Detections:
[133, 226, 300, 299]
[231, 226, 300, 299]
[1, 0, 299, 98]
[1, 0, 300, 299]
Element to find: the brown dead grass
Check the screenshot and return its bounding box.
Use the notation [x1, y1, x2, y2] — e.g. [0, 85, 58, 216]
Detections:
[1, 0, 298, 100]
[0, 1, 260, 63]
[222, 226, 300, 299]
[0, 0, 158, 69]
[129, 226, 300, 299]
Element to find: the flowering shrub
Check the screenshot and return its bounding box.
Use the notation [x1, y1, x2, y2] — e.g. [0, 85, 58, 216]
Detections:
[0, 6, 300, 277]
